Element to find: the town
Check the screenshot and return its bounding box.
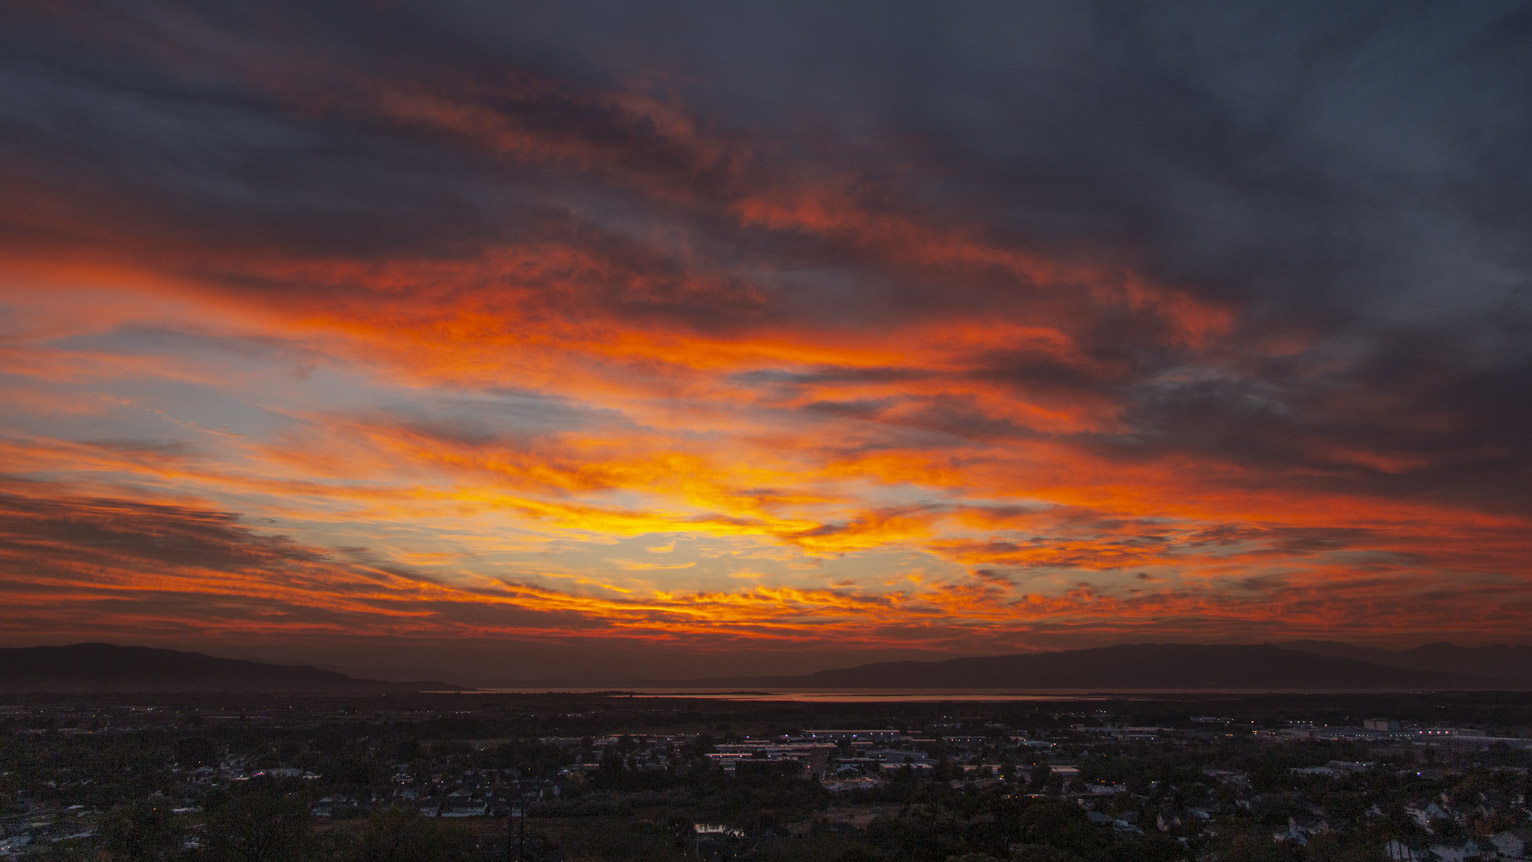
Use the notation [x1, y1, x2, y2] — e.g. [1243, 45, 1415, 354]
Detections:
[3, 691, 1531, 861]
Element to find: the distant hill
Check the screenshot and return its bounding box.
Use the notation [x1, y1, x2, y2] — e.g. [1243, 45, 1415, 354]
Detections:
[686, 643, 1510, 691]
[1279, 640, 1532, 686]
[0, 643, 469, 693]
[12, 641, 1523, 695]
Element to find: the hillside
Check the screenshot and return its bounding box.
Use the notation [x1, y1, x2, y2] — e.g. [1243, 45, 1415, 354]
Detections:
[689, 643, 1505, 690]
[0, 643, 467, 693]
[1280, 640, 1532, 685]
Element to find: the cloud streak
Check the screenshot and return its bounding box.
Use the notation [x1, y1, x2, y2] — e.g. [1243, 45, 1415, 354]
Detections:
[0, 0, 1528, 671]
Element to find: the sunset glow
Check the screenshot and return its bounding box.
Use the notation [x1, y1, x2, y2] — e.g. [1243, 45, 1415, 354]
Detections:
[2, 1, 1529, 678]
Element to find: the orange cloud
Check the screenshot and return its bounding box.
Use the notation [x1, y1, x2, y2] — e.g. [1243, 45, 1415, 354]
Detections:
[1, 20, 1526, 664]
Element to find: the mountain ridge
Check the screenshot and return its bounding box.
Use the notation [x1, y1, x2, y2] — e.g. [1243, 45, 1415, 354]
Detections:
[674, 643, 1510, 691]
[475, 643, 1528, 691]
[1277, 640, 1532, 684]
[0, 643, 469, 693]
[8, 641, 1528, 694]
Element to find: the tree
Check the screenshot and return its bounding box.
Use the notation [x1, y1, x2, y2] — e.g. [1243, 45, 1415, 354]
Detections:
[338, 807, 476, 862]
[1209, 831, 1301, 862]
[1029, 764, 1053, 792]
[200, 790, 314, 862]
[596, 744, 630, 789]
[101, 803, 182, 862]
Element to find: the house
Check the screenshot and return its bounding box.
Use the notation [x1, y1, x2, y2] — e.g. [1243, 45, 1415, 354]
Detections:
[1291, 815, 1332, 835]
[1427, 840, 1479, 861]
[439, 800, 488, 818]
[1408, 801, 1451, 831]
[1488, 829, 1532, 861]
[1273, 823, 1309, 846]
[0, 835, 32, 859]
[693, 824, 748, 862]
[1384, 839, 1428, 861]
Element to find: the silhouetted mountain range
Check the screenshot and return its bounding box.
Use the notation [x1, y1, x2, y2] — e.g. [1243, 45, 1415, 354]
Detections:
[0, 644, 466, 693]
[678, 644, 1511, 690]
[1277, 640, 1532, 685]
[363, 642, 1532, 691]
[472, 644, 1528, 691]
[6, 641, 1528, 693]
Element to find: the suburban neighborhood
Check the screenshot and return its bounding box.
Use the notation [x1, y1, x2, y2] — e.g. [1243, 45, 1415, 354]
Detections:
[3, 692, 1531, 861]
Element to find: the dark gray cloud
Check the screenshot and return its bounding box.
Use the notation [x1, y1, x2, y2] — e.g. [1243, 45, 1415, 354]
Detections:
[0, 483, 321, 574]
[7, 0, 1527, 321]
[2, 0, 1528, 512]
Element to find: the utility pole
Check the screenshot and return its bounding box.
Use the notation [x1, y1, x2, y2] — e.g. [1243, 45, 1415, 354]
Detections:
[507, 807, 525, 862]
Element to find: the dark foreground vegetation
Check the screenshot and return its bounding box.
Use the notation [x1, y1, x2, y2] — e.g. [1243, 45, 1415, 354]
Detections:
[3, 691, 1531, 861]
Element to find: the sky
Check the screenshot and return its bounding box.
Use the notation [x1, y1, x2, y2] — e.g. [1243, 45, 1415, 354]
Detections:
[1, 0, 1529, 681]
